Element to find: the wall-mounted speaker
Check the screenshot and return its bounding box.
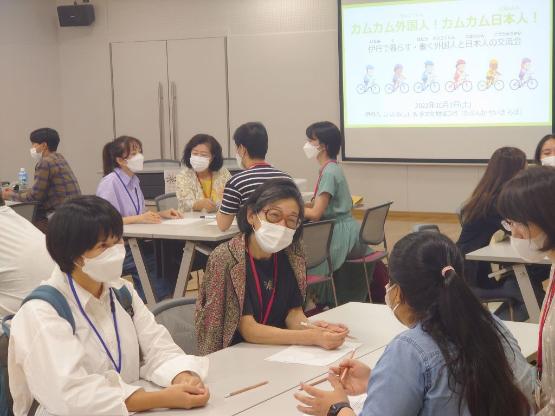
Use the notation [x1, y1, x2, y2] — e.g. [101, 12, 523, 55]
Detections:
[57, 4, 95, 27]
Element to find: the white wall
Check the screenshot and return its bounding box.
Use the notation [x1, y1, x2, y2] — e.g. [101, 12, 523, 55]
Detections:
[0, 0, 61, 185]
[52, 0, 485, 211]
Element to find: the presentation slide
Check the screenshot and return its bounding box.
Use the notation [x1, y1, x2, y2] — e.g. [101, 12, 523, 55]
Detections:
[340, 0, 553, 162]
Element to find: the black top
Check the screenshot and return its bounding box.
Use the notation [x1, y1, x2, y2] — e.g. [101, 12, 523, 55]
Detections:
[231, 251, 303, 345]
[219, 165, 291, 215]
[456, 209, 503, 289]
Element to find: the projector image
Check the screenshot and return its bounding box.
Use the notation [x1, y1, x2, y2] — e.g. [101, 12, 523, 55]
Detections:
[57, 4, 95, 27]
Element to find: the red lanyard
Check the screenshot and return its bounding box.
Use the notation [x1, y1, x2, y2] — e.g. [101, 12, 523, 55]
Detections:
[312, 160, 337, 199]
[247, 250, 278, 325]
[249, 162, 271, 169]
[538, 272, 555, 379]
[196, 173, 213, 199]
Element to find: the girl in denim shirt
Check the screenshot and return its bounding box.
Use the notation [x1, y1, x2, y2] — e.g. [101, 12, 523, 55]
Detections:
[296, 232, 534, 416]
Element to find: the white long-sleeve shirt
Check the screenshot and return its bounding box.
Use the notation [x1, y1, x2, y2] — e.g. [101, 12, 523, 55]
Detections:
[0, 206, 55, 317]
[8, 267, 208, 416]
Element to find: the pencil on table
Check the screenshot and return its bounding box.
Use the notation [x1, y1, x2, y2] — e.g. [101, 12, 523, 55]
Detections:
[300, 321, 356, 340]
[224, 380, 268, 398]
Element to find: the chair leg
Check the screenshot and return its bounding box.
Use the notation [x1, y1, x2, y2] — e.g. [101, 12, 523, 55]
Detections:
[508, 301, 515, 321]
[362, 262, 372, 303]
[330, 273, 339, 307]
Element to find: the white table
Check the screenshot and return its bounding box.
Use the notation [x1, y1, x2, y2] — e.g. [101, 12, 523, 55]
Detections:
[140, 302, 538, 416]
[237, 304, 539, 416]
[123, 213, 238, 306]
[466, 241, 551, 323]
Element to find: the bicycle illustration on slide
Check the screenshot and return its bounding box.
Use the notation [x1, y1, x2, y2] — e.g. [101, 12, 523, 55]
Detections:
[356, 82, 381, 94]
[414, 81, 440, 93]
[478, 79, 504, 91]
[385, 82, 409, 94]
[509, 77, 538, 90]
[445, 79, 472, 92]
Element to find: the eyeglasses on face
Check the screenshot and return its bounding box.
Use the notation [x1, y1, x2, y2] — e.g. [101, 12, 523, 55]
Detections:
[260, 208, 301, 230]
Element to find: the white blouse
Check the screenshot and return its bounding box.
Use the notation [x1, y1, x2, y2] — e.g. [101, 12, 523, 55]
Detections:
[8, 267, 208, 416]
[538, 266, 555, 415]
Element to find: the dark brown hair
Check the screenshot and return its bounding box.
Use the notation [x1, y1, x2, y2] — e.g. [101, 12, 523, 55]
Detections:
[102, 136, 143, 176]
[461, 147, 526, 223]
[534, 134, 555, 164]
[181, 134, 224, 171]
[498, 166, 555, 251]
[390, 232, 531, 416]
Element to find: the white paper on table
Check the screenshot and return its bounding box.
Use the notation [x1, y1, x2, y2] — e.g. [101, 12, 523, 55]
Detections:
[265, 341, 362, 367]
[160, 218, 203, 226]
[207, 219, 237, 226]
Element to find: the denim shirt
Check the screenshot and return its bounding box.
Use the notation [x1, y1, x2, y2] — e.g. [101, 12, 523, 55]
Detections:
[361, 317, 535, 415]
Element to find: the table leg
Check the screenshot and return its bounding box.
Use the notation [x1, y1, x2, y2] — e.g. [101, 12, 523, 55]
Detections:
[128, 238, 157, 306]
[173, 241, 196, 298]
[513, 264, 541, 323]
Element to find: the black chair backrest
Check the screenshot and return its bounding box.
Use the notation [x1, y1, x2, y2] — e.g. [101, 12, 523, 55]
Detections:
[11, 202, 38, 223]
[359, 202, 393, 246]
[302, 220, 335, 270]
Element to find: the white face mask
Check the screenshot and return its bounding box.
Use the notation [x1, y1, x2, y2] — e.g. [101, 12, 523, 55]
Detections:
[81, 243, 126, 285]
[235, 151, 245, 169]
[510, 234, 548, 263]
[30, 147, 42, 162]
[253, 214, 296, 253]
[190, 155, 210, 172]
[541, 155, 555, 167]
[303, 142, 320, 159]
[126, 153, 144, 172]
[385, 283, 401, 313]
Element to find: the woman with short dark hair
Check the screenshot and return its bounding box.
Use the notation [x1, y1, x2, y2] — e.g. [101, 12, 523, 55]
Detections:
[176, 134, 231, 213]
[535, 134, 555, 166]
[8, 196, 210, 416]
[303, 121, 374, 308]
[296, 232, 534, 416]
[196, 179, 349, 355]
[498, 166, 555, 414]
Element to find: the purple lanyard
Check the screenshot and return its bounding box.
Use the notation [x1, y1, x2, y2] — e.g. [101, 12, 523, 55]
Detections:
[67, 274, 122, 373]
[115, 171, 140, 216]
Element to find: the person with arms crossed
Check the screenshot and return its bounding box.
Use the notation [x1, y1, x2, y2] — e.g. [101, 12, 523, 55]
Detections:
[2, 128, 81, 232]
[497, 166, 555, 415]
[8, 196, 209, 416]
[197, 179, 348, 355]
[216, 122, 291, 231]
[296, 232, 534, 416]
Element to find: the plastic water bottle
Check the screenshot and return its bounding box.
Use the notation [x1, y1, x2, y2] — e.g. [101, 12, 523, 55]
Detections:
[18, 168, 27, 190]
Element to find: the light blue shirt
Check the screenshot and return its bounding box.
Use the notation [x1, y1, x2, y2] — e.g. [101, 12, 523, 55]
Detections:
[96, 168, 145, 218]
[361, 317, 534, 415]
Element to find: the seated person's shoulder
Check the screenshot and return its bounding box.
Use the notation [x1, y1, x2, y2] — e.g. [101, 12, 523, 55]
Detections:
[387, 325, 443, 366]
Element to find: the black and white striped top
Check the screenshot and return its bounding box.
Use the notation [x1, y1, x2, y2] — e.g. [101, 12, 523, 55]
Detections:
[219, 164, 292, 215]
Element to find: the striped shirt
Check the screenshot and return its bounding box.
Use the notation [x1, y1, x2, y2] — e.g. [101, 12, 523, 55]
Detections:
[12, 153, 81, 220]
[219, 164, 291, 215]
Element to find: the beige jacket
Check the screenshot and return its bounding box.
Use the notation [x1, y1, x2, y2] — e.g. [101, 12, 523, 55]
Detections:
[175, 167, 231, 213]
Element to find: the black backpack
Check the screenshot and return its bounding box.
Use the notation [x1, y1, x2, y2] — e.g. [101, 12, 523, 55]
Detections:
[0, 285, 134, 416]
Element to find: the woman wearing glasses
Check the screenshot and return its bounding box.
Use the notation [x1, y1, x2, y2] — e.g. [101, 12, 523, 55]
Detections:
[195, 179, 349, 355]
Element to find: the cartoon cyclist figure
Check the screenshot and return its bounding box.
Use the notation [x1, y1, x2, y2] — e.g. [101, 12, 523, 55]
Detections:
[356, 64, 380, 94]
[479, 59, 504, 91]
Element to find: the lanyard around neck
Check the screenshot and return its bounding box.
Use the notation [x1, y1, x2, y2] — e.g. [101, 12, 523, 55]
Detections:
[247, 250, 278, 325]
[115, 170, 140, 216]
[67, 274, 122, 373]
[538, 271, 555, 379]
[313, 160, 337, 199]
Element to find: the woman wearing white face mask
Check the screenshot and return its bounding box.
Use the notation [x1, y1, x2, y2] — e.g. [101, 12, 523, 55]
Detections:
[535, 134, 555, 167]
[303, 122, 377, 309]
[498, 166, 555, 415]
[8, 196, 210, 416]
[196, 179, 349, 355]
[97, 136, 181, 301]
[176, 134, 231, 214]
[296, 232, 534, 416]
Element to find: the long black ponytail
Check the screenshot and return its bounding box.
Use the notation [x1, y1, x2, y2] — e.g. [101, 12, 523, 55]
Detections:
[389, 232, 530, 416]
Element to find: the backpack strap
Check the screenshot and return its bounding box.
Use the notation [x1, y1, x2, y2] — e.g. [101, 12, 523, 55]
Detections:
[20, 286, 76, 335]
[113, 285, 134, 318]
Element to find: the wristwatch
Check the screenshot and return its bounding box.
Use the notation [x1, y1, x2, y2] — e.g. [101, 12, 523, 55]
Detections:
[328, 401, 352, 416]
